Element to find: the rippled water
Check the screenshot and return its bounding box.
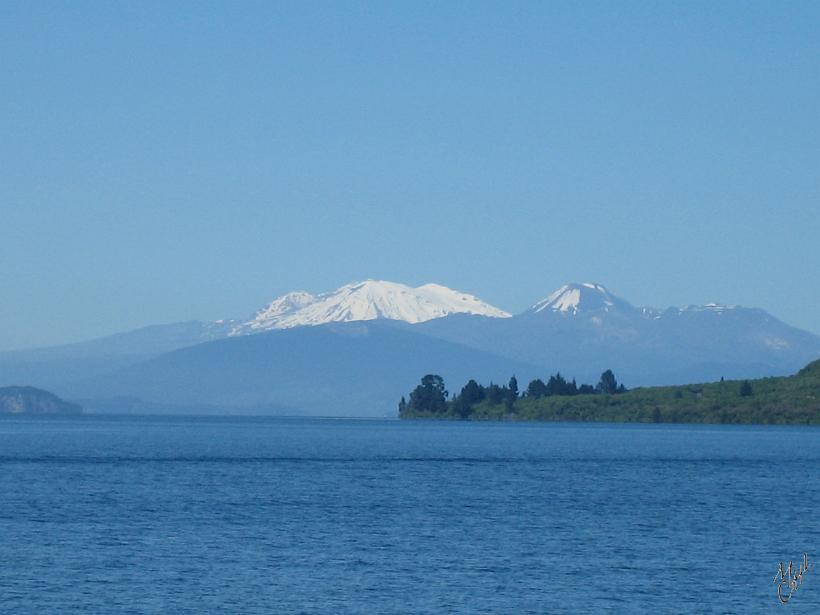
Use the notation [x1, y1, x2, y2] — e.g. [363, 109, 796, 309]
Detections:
[0, 416, 817, 613]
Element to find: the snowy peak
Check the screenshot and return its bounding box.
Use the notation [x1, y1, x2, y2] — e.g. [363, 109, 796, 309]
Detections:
[232, 280, 510, 334]
[528, 283, 753, 321]
[530, 282, 627, 315]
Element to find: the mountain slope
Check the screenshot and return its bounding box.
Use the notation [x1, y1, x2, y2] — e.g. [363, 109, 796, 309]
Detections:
[65, 321, 540, 416]
[0, 320, 233, 389]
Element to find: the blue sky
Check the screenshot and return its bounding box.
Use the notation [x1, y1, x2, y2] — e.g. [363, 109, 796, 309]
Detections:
[1, 1, 818, 350]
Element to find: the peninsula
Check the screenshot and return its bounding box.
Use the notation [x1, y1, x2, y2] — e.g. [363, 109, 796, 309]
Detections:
[398, 359, 820, 425]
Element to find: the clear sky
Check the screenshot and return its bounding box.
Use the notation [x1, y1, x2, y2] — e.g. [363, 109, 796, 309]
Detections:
[1, 1, 818, 351]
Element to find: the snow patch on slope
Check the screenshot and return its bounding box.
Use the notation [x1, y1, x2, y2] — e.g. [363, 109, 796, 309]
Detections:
[239, 291, 317, 333]
[677, 303, 738, 314]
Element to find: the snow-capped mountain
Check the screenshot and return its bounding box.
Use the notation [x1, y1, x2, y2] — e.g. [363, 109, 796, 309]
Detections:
[231, 280, 510, 334]
[5, 278, 820, 416]
[529, 282, 634, 315]
[416, 280, 820, 388]
[528, 283, 740, 321]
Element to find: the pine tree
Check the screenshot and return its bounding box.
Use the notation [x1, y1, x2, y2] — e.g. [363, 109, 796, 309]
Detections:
[508, 376, 519, 398]
[459, 379, 485, 406]
[739, 380, 753, 397]
[597, 369, 618, 395]
[546, 372, 568, 396]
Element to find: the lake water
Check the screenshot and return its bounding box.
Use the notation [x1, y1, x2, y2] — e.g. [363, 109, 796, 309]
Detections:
[0, 416, 817, 613]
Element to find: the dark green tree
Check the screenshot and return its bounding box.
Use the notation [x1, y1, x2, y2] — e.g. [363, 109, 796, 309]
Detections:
[546, 372, 568, 396]
[486, 383, 504, 405]
[458, 379, 485, 406]
[408, 374, 448, 413]
[526, 378, 548, 398]
[597, 369, 618, 394]
[453, 397, 474, 419]
[739, 380, 753, 397]
[398, 396, 407, 416]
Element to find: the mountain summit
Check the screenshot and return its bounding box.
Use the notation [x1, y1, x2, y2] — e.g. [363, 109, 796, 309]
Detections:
[529, 283, 632, 315]
[232, 280, 510, 334]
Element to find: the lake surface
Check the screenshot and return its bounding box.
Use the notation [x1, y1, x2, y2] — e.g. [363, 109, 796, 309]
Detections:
[0, 416, 817, 614]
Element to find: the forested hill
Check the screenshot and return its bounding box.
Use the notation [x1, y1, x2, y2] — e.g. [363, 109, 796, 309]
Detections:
[398, 359, 820, 425]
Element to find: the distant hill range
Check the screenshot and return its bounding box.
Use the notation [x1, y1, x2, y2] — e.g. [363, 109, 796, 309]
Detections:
[1, 280, 818, 416]
[0, 386, 82, 414]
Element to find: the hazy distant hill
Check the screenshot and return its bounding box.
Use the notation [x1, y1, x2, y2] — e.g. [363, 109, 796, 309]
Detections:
[0, 320, 232, 389]
[0, 386, 82, 414]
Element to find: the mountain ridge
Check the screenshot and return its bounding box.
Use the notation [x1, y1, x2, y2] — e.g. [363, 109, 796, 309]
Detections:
[2, 280, 818, 416]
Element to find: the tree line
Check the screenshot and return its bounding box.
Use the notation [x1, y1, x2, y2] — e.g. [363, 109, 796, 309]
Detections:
[398, 370, 626, 418]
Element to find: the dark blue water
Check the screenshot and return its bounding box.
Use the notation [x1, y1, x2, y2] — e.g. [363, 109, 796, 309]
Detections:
[0, 416, 817, 614]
